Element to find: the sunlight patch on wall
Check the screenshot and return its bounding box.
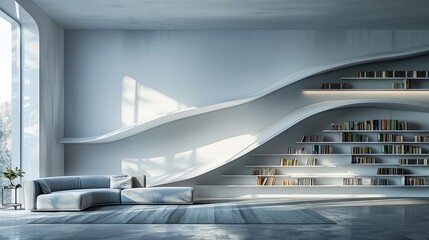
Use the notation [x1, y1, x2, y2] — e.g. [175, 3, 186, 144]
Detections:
[121, 75, 188, 127]
[121, 134, 255, 179]
[122, 157, 168, 177]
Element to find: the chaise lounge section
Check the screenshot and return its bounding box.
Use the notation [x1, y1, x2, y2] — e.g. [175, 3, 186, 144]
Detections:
[24, 175, 194, 211]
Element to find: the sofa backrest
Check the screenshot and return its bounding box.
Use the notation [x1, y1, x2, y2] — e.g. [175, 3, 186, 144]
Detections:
[80, 175, 111, 189]
[42, 176, 81, 192]
[38, 175, 145, 192]
[40, 175, 113, 192]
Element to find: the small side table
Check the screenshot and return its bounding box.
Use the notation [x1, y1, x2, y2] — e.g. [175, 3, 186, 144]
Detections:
[1, 184, 22, 210]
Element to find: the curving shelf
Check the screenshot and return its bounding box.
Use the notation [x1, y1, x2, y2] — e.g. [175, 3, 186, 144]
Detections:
[61, 46, 429, 144]
[196, 185, 426, 188]
[324, 130, 429, 133]
[245, 165, 335, 168]
[149, 99, 429, 186]
[297, 142, 429, 144]
[340, 77, 429, 81]
[301, 89, 429, 91]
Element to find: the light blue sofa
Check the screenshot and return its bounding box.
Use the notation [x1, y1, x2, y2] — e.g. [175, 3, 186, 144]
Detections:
[24, 175, 194, 211]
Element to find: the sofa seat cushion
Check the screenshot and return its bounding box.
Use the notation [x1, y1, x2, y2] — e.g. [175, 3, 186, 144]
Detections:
[121, 187, 193, 204]
[36, 188, 121, 211]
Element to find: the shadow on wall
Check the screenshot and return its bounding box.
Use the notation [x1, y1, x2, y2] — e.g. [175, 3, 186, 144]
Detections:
[121, 75, 188, 127]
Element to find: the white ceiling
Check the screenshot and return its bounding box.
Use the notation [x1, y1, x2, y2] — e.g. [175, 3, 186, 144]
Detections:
[32, 0, 429, 30]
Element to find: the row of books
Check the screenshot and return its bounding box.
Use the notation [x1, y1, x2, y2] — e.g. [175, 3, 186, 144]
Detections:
[381, 145, 422, 154]
[392, 80, 411, 89]
[377, 133, 403, 142]
[377, 168, 405, 175]
[415, 136, 429, 142]
[252, 168, 277, 176]
[312, 145, 333, 154]
[343, 178, 363, 186]
[306, 158, 318, 166]
[330, 119, 408, 131]
[405, 177, 429, 186]
[342, 178, 389, 186]
[295, 178, 316, 186]
[280, 159, 298, 166]
[399, 158, 429, 165]
[278, 159, 319, 166]
[320, 83, 352, 89]
[341, 133, 369, 142]
[351, 156, 376, 164]
[369, 178, 389, 185]
[281, 178, 316, 186]
[287, 147, 306, 154]
[257, 177, 276, 186]
[301, 135, 325, 142]
[351, 147, 372, 154]
[356, 70, 428, 78]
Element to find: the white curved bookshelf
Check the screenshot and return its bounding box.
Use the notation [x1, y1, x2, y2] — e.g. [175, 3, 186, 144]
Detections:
[229, 115, 429, 189]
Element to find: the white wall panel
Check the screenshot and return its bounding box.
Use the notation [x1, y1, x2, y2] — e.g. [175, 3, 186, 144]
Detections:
[65, 30, 429, 137]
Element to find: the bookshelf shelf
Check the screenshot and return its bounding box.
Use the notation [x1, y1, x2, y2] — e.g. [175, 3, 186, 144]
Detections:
[335, 163, 401, 166]
[298, 141, 429, 144]
[301, 89, 429, 92]
[252, 153, 350, 156]
[324, 130, 429, 133]
[253, 153, 429, 156]
[339, 77, 429, 81]
[222, 174, 357, 178]
[245, 165, 334, 168]
[222, 175, 290, 178]
[350, 154, 429, 156]
[197, 185, 427, 188]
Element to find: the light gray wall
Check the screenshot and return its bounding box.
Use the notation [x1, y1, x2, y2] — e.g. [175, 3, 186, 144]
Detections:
[16, 0, 65, 177]
[64, 30, 429, 137]
[63, 30, 429, 185]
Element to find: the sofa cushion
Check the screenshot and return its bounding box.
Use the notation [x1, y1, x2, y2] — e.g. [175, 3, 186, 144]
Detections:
[110, 175, 132, 189]
[37, 179, 51, 194]
[132, 176, 146, 188]
[36, 188, 121, 211]
[121, 187, 193, 204]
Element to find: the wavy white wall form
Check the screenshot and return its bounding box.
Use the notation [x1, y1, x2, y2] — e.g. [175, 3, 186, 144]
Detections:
[64, 32, 429, 186]
[62, 45, 429, 144]
[64, 30, 429, 138]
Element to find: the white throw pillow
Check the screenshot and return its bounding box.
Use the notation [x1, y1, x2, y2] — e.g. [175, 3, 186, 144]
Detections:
[110, 175, 132, 189]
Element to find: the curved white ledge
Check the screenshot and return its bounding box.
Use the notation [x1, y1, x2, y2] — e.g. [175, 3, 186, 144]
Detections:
[61, 46, 429, 144]
[149, 99, 429, 186]
[61, 99, 250, 143]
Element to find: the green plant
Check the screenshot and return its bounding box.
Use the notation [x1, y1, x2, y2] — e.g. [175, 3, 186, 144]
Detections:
[2, 166, 25, 186]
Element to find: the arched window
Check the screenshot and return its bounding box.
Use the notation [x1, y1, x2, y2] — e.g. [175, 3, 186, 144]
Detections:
[0, 10, 21, 202]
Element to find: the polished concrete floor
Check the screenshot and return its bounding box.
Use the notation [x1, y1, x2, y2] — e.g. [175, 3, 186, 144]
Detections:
[1, 198, 429, 239]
